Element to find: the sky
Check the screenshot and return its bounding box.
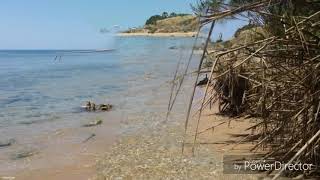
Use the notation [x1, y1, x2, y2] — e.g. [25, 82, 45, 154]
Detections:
[0, 0, 248, 50]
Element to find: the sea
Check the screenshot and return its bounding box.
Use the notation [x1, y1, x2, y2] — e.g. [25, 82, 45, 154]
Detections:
[0, 36, 202, 176]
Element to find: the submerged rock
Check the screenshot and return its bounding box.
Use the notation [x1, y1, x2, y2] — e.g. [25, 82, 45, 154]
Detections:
[0, 139, 15, 148]
[83, 119, 103, 127]
[82, 133, 96, 143]
[99, 104, 113, 111]
[169, 46, 178, 50]
[11, 150, 37, 160]
[82, 101, 113, 112]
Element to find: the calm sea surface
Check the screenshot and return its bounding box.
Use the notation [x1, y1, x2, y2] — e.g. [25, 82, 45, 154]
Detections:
[0, 37, 200, 174]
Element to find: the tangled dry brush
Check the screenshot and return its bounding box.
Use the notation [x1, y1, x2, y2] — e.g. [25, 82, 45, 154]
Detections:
[179, 0, 320, 178]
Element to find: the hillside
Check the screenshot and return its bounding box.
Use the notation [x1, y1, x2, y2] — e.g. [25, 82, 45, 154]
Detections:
[122, 15, 199, 34]
[210, 25, 268, 50]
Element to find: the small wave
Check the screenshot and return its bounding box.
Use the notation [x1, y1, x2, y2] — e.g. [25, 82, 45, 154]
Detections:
[18, 116, 60, 126]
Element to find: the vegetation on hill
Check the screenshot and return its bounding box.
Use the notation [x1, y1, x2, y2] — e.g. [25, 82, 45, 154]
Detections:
[123, 13, 198, 34]
[145, 12, 190, 25]
[211, 25, 267, 50]
[145, 15, 198, 33]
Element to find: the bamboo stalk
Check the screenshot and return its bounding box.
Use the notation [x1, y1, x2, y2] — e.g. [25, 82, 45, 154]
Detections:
[165, 54, 182, 122]
[182, 21, 216, 154]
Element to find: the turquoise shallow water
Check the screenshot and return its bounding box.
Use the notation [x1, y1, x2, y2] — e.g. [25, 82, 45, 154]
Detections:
[0, 37, 195, 127]
[0, 37, 201, 173]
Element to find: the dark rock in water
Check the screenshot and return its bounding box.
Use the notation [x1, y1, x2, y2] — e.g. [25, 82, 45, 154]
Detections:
[83, 119, 103, 127]
[92, 103, 96, 111]
[11, 149, 37, 160]
[85, 101, 92, 111]
[197, 74, 209, 86]
[99, 104, 113, 111]
[19, 120, 38, 125]
[83, 101, 113, 112]
[169, 46, 178, 50]
[82, 133, 96, 143]
[0, 139, 15, 148]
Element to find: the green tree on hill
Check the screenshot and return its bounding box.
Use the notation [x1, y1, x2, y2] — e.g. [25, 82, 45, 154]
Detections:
[162, 12, 169, 18]
[145, 15, 164, 25]
[145, 12, 191, 25]
[170, 12, 177, 17]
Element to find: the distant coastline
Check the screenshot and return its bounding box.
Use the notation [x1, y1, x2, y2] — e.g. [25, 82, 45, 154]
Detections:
[117, 32, 197, 37]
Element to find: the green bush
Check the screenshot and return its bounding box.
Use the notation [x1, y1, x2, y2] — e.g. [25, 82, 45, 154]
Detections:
[146, 15, 164, 25]
[145, 12, 191, 25]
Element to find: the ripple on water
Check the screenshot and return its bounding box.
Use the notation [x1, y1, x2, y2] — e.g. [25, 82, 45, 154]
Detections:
[18, 115, 60, 126]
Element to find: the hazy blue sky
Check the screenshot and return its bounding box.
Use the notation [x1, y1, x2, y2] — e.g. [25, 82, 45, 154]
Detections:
[0, 0, 247, 49]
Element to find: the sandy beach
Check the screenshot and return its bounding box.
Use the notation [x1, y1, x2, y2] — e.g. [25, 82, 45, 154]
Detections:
[117, 32, 197, 37]
[9, 86, 264, 180]
[94, 87, 262, 180]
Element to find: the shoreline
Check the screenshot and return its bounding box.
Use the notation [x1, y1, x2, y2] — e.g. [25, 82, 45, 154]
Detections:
[0, 38, 198, 180]
[3, 114, 120, 180]
[0, 39, 260, 180]
[117, 32, 197, 37]
[95, 87, 261, 179]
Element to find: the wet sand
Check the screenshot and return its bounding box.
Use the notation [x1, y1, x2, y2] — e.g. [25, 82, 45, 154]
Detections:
[1, 113, 120, 180]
